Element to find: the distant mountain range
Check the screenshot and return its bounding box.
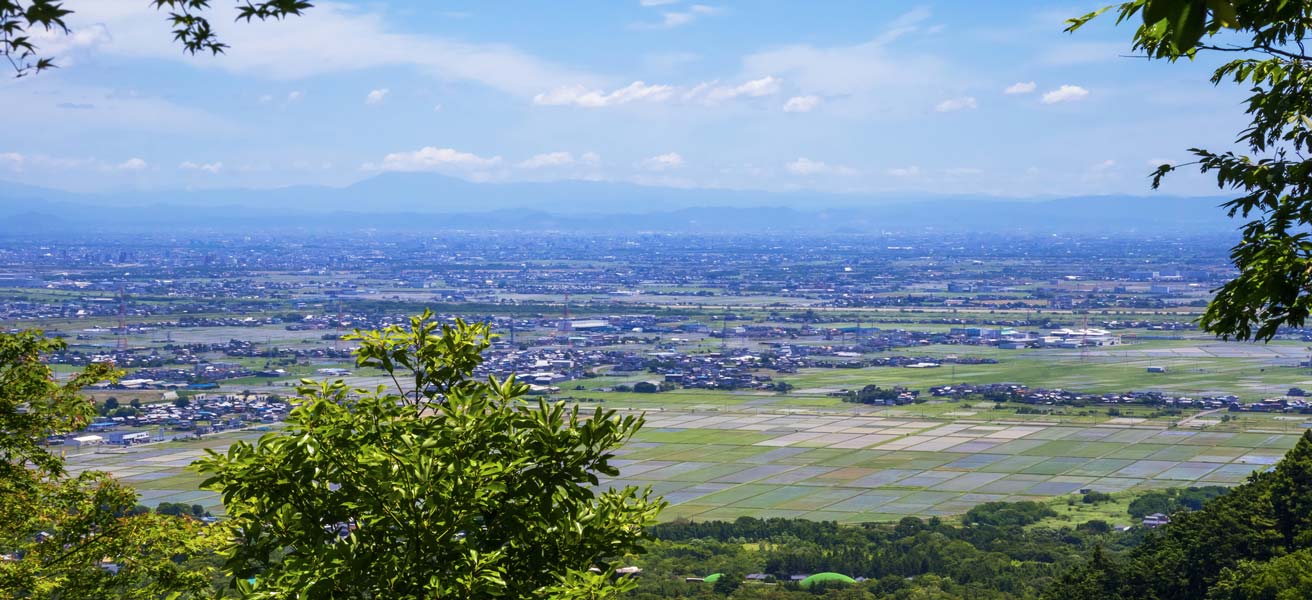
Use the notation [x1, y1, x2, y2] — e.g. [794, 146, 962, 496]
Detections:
[0, 173, 1240, 234]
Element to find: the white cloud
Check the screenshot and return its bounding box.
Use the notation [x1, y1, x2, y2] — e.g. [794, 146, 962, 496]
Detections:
[366, 88, 389, 104]
[536, 76, 782, 109]
[115, 157, 147, 171]
[639, 152, 685, 171]
[0, 152, 161, 174]
[887, 166, 921, 177]
[638, 4, 720, 29]
[695, 76, 782, 104]
[1040, 84, 1089, 104]
[1083, 159, 1120, 183]
[518, 152, 576, 169]
[738, 11, 948, 114]
[180, 160, 223, 174]
[640, 0, 679, 5]
[29, 23, 111, 67]
[786, 157, 857, 176]
[934, 96, 977, 112]
[944, 167, 983, 176]
[287, 90, 304, 102]
[1004, 81, 1036, 94]
[534, 81, 674, 108]
[373, 146, 502, 172]
[65, 3, 604, 97]
[782, 95, 821, 113]
[0, 152, 104, 172]
[580, 152, 602, 165]
[432, 103, 443, 111]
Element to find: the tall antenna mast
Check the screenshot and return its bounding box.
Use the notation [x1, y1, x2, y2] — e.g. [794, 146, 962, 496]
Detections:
[335, 302, 344, 351]
[719, 315, 728, 352]
[116, 283, 128, 351]
[1080, 314, 1089, 362]
[559, 292, 573, 345]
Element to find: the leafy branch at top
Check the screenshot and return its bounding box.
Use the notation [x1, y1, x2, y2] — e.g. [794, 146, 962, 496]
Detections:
[0, 0, 312, 77]
[1068, 0, 1312, 341]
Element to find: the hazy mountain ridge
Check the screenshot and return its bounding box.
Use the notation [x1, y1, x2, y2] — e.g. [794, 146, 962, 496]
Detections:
[0, 173, 1237, 234]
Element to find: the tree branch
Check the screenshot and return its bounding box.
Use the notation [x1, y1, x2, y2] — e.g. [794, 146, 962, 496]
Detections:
[1197, 43, 1312, 61]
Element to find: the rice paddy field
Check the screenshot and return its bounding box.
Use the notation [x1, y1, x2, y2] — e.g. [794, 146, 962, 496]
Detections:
[613, 409, 1297, 523]
[64, 404, 1302, 525]
[62, 431, 267, 516]
[53, 330, 1312, 525]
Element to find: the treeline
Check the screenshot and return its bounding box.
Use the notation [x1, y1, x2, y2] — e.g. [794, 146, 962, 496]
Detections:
[1125, 486, 1228, 519]
[630, 501, 1148, 599]
[840, 384, 920, 405]
[626, 431, 1312, 599]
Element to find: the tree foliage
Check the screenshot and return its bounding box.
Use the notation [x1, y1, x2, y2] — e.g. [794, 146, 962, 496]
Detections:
[195, 311, 664, 598]
[1, 0, 311, 77]
[1208, 548, 1312, 600]
[639, 512, 1143, 599]
[1067, 0, 1312, 340]
[0, 331, 219, 599]
[1047, 429, 1312, 599]
[1125, 486, 1230, 518]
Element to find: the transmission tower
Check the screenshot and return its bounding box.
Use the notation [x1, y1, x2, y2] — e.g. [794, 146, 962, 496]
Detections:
[116, 284, 128, 351]
[719, 315, 729, 352]
[559, 292, 573, 347]
[335, 302, 344, 350]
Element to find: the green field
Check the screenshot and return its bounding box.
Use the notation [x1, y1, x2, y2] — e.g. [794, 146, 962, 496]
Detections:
[50, 319, 1312, 525]
[612, 410, 1292, 524]
[64, 402, 1299, 525]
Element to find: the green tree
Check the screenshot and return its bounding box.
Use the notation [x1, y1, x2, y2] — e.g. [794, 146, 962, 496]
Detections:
[633, 381, 660, 393]
[712, 572, 742, 596]
[195, 311, 664, 598]
[1067, 0, 1312, 340]
[1, 0, 311, 77]
[0, 331, 219, 599]
[1208, 548, 1312, 600]
[1045, 547, 1126, 600]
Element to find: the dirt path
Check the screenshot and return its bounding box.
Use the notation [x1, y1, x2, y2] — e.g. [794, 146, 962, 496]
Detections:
[1177, 408, 1225, 428]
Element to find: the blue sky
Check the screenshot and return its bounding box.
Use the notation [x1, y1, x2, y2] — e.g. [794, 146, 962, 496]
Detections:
[0, 1, 1249, 197]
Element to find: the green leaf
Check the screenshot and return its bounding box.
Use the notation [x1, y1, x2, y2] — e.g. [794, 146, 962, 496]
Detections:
[1170, 0, 1207, 50]
[1143, 0, 1181, 25]
[1206, 0, 1237, 28]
